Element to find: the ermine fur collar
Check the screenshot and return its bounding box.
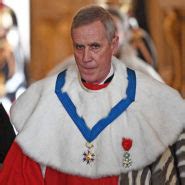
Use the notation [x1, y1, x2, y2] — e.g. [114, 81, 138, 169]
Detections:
[10, 57, 185, 178]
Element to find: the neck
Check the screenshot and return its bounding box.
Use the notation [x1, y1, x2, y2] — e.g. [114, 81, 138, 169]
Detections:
[99, 65, 114, 85]
[82, 65, 114, 90]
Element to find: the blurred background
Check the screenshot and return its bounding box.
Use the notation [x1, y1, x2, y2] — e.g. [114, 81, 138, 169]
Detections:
[0, 0, 185, 112]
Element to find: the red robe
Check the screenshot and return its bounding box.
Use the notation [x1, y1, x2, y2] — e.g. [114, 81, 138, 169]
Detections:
[0, 143, 119, 185]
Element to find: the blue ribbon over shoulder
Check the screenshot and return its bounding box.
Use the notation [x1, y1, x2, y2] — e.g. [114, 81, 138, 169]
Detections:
[55, 68, 136, 143]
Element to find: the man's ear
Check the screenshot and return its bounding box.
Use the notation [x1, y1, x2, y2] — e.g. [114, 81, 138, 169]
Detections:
[111, 35, 119, 55]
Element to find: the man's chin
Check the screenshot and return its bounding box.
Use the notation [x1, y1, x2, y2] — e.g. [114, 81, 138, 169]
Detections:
[82, 77, 95, 83]
[80, 74, 98, 83]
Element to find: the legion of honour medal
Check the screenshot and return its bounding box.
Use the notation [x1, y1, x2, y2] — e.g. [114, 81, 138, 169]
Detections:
[122, 137, 133, 168]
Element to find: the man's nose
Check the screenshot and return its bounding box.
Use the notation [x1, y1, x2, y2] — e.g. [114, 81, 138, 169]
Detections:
[83, 48, 91, 62]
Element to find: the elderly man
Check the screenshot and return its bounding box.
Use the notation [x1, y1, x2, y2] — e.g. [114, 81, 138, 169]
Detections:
[0, 5, 184, 185]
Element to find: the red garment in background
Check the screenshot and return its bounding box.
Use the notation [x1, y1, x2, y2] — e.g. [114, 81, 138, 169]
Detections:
[0, 142, 119, 185]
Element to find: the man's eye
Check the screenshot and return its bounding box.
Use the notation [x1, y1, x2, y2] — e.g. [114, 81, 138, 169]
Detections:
[90, 44, 100, 50]
[75, 45, 84, 50]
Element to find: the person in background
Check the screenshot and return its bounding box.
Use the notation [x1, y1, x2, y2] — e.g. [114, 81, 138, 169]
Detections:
[0, 5, 184, 185]
[128, 16, 157, 69]
[107, 6, 163, 82]
[0, 103, 15, 165]
[0, 0, 27, 113]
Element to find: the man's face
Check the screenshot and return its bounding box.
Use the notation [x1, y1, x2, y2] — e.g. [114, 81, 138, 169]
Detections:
[71, 20, 118, 83]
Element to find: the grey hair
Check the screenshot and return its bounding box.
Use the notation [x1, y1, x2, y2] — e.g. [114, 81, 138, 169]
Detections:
[71, 5, 116, 42]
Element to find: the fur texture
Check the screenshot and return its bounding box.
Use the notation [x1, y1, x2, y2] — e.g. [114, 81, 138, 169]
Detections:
[10, 57, 185, 178]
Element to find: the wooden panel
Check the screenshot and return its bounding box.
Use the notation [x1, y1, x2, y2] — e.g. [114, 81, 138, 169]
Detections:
[146, 0, 185, 97]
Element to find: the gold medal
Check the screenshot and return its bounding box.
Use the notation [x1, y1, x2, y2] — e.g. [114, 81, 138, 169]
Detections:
[83, 142, 95, 164]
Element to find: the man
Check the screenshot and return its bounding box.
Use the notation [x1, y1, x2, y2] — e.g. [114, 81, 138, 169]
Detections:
[0, 5, 185, 185]
[49, 6, 163, 83]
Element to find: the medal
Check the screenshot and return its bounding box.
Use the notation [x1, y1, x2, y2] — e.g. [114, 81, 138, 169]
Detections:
[83, 142, 95, 164]
[122, 138, 133, 168]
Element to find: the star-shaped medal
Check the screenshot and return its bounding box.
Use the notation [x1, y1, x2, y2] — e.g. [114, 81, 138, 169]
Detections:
[83, 150, 95, 164]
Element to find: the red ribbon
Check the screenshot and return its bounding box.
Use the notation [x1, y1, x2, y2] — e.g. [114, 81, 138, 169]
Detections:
[122, 138, 132, 151]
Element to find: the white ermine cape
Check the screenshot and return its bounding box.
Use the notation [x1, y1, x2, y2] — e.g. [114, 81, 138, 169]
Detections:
[10, 57, 185, 178]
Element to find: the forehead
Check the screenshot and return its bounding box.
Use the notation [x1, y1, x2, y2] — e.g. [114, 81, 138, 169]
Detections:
[71, 21, 107, 43]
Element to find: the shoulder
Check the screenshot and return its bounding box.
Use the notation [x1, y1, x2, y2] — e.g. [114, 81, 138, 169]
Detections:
[10, 75, 58, 132]
[135, 70, 182, 100]
[48, 56, 76, 76]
